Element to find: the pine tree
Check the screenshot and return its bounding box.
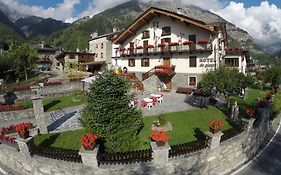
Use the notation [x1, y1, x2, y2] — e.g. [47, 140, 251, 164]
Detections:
[79, 70, 143, 152]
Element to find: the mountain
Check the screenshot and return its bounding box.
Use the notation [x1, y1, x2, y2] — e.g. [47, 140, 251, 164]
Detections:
[48, 0, 141, 51]
[0, 9, 24, 47]
[15, 16, 70, 39]
[0, 1, 24, 22]
[47, 0, 258, 52]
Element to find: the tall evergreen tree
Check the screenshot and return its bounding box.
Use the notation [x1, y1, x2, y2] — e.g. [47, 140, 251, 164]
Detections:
[79, 70, 143, 152]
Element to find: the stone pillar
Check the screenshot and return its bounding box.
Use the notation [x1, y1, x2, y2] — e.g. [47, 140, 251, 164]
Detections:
[79, 146, 99, 167]
[32, 95, 48, 134]
[16, 137, 33, 158]
[150, 142, 170, 166]
[204, 131, 223, 150]
[242, 118, 255, 133]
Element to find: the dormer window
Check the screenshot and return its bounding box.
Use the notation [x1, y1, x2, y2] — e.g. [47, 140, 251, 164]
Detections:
[142, 30, 150, 39]
[162, 26, 171, 36]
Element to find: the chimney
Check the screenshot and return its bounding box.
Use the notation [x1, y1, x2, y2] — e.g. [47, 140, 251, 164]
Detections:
[90, 32, 98, 39]
[177, 8, 184, 15]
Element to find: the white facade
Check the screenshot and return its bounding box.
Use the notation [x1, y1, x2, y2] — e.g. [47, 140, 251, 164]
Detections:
[115, 15, 224, 75]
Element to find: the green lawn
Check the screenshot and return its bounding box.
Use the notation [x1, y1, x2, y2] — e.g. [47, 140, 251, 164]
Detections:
[16, 92, 86, 112]
[34, 106, 232, 150]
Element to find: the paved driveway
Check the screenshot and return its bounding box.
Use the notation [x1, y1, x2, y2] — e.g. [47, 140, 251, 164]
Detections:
[234, 117, 281, 175]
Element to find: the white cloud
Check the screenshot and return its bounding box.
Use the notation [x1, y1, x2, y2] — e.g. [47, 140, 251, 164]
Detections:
[0, 0, 80, 21]
[214, 1, 281, 48]
[78, 0, 130, 18]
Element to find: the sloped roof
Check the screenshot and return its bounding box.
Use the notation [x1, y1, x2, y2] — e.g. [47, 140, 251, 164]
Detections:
[113, 7, 218, 44]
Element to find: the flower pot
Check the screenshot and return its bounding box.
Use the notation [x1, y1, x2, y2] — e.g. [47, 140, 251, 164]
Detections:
[18, 131, 29, 139]
[209, 127, 219, 134]
[83, 145, 94, 150]
[156, 141, 166, 147]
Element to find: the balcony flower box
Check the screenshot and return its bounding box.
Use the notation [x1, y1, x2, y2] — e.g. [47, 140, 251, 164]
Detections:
[119, 48, 126, 52]
[158, 43, 166, 47]
[127, 47, 134, 51]
[145, 44, 154, 49]
[169, 42, 178, 46]
[136, 46, 143, 49]
[183, 40, 194, 45]
[197, 40, 209, 44]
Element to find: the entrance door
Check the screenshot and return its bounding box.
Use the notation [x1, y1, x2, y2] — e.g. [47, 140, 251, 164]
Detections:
[163, 58, 171, 90]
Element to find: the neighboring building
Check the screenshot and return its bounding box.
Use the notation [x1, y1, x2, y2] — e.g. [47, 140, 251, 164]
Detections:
[32, 44, 59, 71]
[89, 29, 120, 71]
[55, 51, 95, 72]
[224, 48, 249, 74]
[112, 7, 228, 91]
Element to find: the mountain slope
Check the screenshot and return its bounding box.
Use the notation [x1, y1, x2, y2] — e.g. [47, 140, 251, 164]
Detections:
[48, 0, 142, 51]
[0, 9, 24, 47]
[15, 16, 70, 39]
[47, 0, 257, 52]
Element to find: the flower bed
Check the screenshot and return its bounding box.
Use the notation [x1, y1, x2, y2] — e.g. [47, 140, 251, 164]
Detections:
[12, 85, 31, 92]
[43, 81, 62, 86]
[69, 77, 83, 82]
[0, 105, 25, 112]
[0, 122, 33, 135]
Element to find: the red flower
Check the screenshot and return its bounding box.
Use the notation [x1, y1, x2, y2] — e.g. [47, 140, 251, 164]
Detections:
[15, 123, 30, 135]
[244, 108, 255, 118]
[150, 130, 170, 142]
[81, 133, 98, 149]
[158, 43, 166, 47]
[197, 40, 209, 44]
[136, 46, 143, 49]
[169, 42, 178, 46]
[145, 45, 154, 48]
[119, 48, 126, 52]
[183, 40, 194, 45]
[209, 118, 224, 130]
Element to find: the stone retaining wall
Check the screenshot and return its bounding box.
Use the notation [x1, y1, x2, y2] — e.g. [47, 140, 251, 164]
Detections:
[0, 81, 83, 102]
[0, 107, 271, 175]
[0, 108, 34, 123]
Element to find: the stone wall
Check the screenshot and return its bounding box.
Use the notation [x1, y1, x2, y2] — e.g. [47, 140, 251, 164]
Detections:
[0, 107, 271, 175]
[0, 81, 83, 102]
[0, 109, 34, 123]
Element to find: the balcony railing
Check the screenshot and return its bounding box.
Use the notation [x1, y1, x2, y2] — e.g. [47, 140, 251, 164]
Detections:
[119, 43, 212, 56]
[154, 65, 176, 75]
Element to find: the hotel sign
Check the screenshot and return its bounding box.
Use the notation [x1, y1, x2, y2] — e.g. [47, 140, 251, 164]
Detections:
[199, 58, 215, 68]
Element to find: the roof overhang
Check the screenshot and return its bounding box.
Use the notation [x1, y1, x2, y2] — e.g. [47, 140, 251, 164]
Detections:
[113, 7, 215, 44]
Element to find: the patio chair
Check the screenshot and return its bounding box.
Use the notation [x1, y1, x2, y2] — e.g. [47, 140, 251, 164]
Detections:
[150, 96, 158, 106]
[147, 102, 153, 110]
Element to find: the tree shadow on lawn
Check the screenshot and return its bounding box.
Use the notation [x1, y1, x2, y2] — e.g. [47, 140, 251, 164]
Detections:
[37, 133, 60, 147]
[44, 100, 61, 111]
[193, 128, 206, 140]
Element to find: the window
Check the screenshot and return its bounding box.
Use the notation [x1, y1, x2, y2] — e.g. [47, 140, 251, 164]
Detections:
[101, 43, 104, 49]
[225, 58, 239, 67]
[142, 30, 150, 39]
[189, 56, 197, 67]
[189, 77, 197, 86]
[101, 53, 103, 58]
[141, 58, 149, 67]
[162, 26, 171, 36]
[128, 59, 135, 67]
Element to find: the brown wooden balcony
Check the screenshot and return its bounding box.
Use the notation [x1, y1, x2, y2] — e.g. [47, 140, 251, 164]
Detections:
[120, 43, 212, 57]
